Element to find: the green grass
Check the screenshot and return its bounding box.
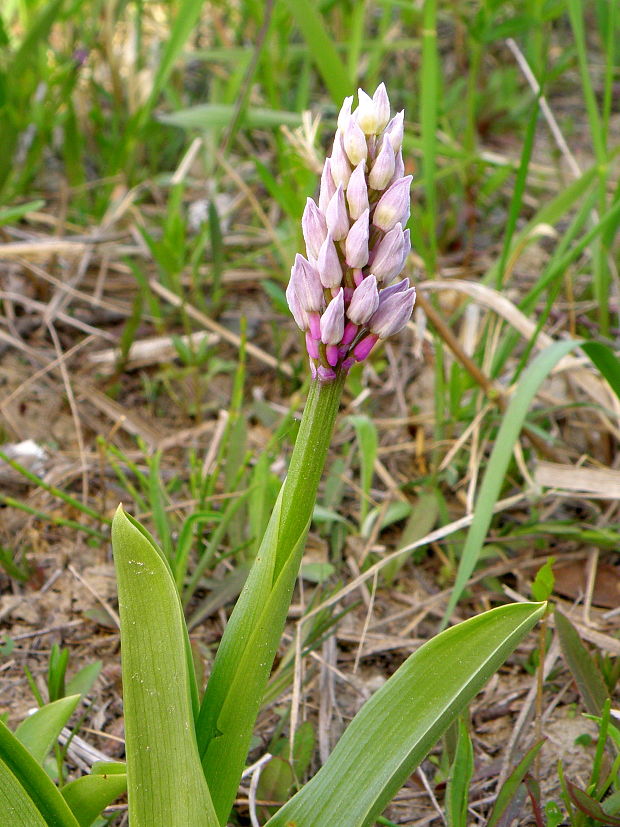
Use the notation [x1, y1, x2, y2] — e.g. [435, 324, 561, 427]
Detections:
[1, 1, 619, 822]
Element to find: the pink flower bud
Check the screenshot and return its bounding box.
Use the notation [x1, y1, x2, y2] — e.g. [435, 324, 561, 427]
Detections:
[337, 95, 354, 131]
[369, 284, 416, 338]
[319, 159, 336, 213]
[372, 83, 391, 132]
[346, 161, 369, 220]
[286, 278, 309, 331]
[400, 229, 411, 271]
[305, 332, 320, 359]
[356, 89, 376, 135]
[302, 197, 327, 261]
[330, 133, 352, 188]
[325, 184, 349, 241]
[390, 148, 405, 185]
[385, 110, 404, 151]
[345, 208, 369, 268]
[372, 175, 412, 231]
[317, 364, 337, 381]
[320, 288, 345, 345]
[317, 232, 343, 289]
[368, 223, 406, 282]
[368, 136, 395, 190]
[290, 253, 323, 312]
[347, 274, 379, 324]
[343, 118, 368, 166]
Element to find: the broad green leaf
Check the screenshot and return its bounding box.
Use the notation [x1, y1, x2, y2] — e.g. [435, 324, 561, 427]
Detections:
[555, 609, 608, 715]
[265, 602, 545, 827]
[0, 719, 79, 826]
[111, 507, 218, 827]
[442, 340, 579, 626]
[531, 557, 555, 602]
[62, 768, 127, 827]
[581, 341, 620, 402]
[14, 695, 80, 765]
[567, 780, 620, 825]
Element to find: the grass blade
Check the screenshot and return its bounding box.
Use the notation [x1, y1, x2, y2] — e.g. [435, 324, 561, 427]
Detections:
[441, 339, 579, 626]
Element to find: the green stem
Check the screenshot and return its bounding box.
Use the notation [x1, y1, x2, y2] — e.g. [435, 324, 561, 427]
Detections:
[195, 370, 346, 824]
[275, 370, 347, 577]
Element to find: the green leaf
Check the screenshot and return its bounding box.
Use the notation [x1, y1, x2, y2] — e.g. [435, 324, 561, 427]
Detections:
[282, 0, 351, 102]
[159, 104, 302, 131]
[531, 557, 555, 601]
[442, 339, 579, 626]
[265, 602, 546, 827]
[581, 341, 620, 403]
[0, 719, 79, 826]
[111, 507, 218, 827]
[554, 609, 608, 715]
[487, 740, 544, 826]
[0, 200, 45, 227]
[65, 662, 102, 699]
[14, 695, 80, 765]
[61, 768, 127, 827]
[567, 780, 620, 825]
[446, 718, 473, 827]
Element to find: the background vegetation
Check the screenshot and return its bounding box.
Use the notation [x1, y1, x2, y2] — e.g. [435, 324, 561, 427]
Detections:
[0, 0, 619, 823]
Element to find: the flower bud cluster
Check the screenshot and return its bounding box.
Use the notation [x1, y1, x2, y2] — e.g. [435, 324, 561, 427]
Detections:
[286, 83, 415, 381]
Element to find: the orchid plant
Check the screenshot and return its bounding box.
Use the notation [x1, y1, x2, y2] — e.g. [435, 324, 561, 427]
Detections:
[0, 85, 545, 827]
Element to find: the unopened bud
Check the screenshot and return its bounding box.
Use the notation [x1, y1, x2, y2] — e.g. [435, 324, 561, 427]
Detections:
[337, 96, 354, 131]
[317, 232, 343, 289]
[369, 284, 416, 338]
[373, 175, 412, 231]
[319, 159, 336, 213]
[330, 133, 352, 188]
[346, 161, 369, 220]
[347, 275, 379, 324]
[372, 83, 391, 132]
[291, 253, 324, 312]
[302, 198, 327, 261]
[369, 223, 406, 282]
[286, 278, 309, 331]
[391, 148, 405, 185]
[325, 184, 349, 241]
[345, 209, 370, 268]
[343, 118, 368, 166]
[320, 289, 345, 345]
[356, 88, 379, 135]
[368, 136, 395, 190]
[385, 110, 404, 151]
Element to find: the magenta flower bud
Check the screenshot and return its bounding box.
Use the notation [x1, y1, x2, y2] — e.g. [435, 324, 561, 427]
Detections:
[347, 274, 379, 324]
[320, 288, 345, 345]
[345, 208, 370, 268]
[305, 331, 320, 359]
[343, 118, 367, 166]
[302, 197, 327, 261]
[369, 284, 416, 338]
[337, 95, 354, 131]
[330, 133, 352, 188]
[390, 148, 405, 185]
[317, 232, 342, 289]
[373, 175, 412, 231]
[368, 222, 406, 282]
[319, 159, 336, 213]
[368, 136, 396, 190]
[346, 161, 369, 220]
[291, 253, 323, 312]
[373, 83, 391, 132]
[286, 278, 309, 331]
[385, 110, 404, 151]
[353, 333, 379, 362]
[325, 184, 349, 241]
